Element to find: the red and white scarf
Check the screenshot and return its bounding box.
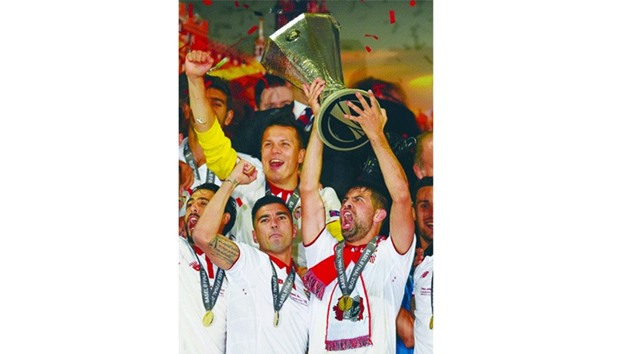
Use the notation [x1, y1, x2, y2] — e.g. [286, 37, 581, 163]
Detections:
[303, 238, 386, 351]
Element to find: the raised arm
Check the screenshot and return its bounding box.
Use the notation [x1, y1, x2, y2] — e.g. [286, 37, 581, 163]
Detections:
[185, 50, 216, 133]
[299, 78, 327, 245]
[185, 50, 238, 180]
[192, 160, 257, 270]
[344, 90, 414, 254]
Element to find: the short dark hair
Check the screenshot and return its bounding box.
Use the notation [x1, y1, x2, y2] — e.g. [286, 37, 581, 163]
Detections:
[251, 195, 291, 224]
[261, 111, 308, 150]
[412, 176, 433, 205]
[192, 183, 237, 235]
[254, 74, 288, 108]
[204, 75, 232, 109]
[344, 181, 389, 211]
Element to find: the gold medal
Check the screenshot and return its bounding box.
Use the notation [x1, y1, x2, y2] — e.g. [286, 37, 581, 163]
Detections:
[429, 315, 434, 329]
[273, 311, 279, 327]
[202, 310, 214, 327]
[338, 295, 353, 311]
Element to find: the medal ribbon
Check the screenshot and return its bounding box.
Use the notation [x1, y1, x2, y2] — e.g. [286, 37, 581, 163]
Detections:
[265, 184, 301, 214]
[189, 243, 226, 312]
[269, 260, 297, 314]
[183, 142, 202, 183]
[206, 168, 215, 184]
[335, 236, 379, 297]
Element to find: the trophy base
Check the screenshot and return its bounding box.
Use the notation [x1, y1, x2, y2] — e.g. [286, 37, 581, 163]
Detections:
[317, 89, 381, 152]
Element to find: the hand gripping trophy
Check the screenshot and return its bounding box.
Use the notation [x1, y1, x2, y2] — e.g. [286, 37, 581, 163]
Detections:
[261, 13, 381, 151]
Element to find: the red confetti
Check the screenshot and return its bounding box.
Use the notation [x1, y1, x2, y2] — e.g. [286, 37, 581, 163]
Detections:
[389, 10, 395, 24]
[365, 46, 372, 53]
[202, 0, 213, 5]
[364, 34, 379, 40]
[243, 3, 250, 9]
[234, 0, 240, 7]
[247, 25, 258, 35]
[188, 3, 194, 18]
[409, 0, 416, 6]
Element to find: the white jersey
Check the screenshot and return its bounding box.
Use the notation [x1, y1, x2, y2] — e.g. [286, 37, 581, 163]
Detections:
[225, 243, 310, 354]
[229, 152, 341, 268]
[304, 228, 415, 354]
[178, 236, 227, 354]
[413, 255, 433, 354]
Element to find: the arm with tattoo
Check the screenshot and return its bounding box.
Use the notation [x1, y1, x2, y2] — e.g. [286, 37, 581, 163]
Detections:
[192, 159, 258, 270]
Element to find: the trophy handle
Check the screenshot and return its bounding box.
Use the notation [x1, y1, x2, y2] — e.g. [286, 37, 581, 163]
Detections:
[317, 89, 381, 151]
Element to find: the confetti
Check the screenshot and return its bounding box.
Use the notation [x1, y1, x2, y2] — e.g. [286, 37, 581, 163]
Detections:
[188, 3, 193, 18]
[243, 3, 250, 9]
[409, 0, 416, 6]
[364, 34, 379, 40]
[202, 0, 213, 5]
[234, 0, 240, 7]
[389, 10, 395, 24]
[247, 25, 258, 35]
[365, 46, 372, 53]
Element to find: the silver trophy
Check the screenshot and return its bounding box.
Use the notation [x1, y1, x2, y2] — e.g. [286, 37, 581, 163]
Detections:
[261, 13, 380, 151]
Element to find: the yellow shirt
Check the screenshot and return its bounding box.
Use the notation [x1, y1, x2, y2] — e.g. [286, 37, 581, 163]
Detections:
[194, 120, 238, 181]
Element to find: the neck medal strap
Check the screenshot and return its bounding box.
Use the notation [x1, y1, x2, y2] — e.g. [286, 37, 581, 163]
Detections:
[269, 260, 296, 327]
[189, 243, 225, 328]
[264, 184, 301, 214]
[334, 236, 379, 311]
[183, 142, 202, 182]
[206, 168, 215, 184]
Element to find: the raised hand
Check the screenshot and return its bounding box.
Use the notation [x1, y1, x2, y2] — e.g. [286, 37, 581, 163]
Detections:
[185, 50, 215, 78]
[228, 158, 258, 186]
[343, 90, 387, 142]
[302, 77, 326, 117]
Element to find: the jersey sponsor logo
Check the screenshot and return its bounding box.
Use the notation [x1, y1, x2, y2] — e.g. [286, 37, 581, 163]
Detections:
[420, 286, 432, 296]
[289, 291, 310, 306]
